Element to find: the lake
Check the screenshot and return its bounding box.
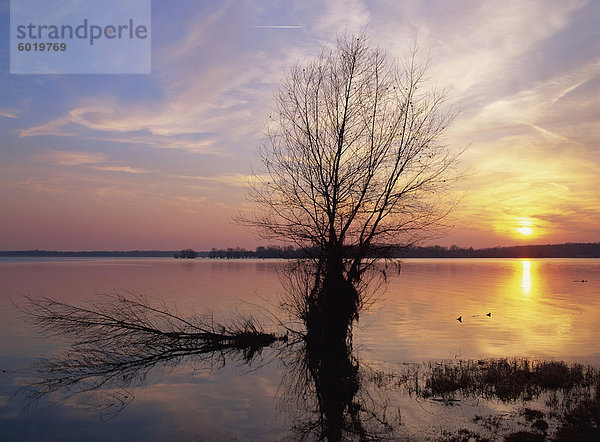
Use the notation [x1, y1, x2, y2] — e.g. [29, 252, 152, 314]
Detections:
[1, 258, 598, 440]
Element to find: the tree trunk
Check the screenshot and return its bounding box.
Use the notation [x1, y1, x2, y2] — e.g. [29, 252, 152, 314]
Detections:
[306, 245, 359, 347]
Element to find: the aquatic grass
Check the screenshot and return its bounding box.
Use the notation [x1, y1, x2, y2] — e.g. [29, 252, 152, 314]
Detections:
[418, 358, 596, 402]
[368, 357, 600, 439]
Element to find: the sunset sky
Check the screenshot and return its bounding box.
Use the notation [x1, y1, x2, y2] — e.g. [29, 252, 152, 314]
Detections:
[1, 0, 598, 251]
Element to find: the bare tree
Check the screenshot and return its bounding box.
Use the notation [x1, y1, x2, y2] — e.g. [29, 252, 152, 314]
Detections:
[240, 33, 461, 332]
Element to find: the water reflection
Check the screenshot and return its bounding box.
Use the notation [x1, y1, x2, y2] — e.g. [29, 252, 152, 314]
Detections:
[18, 291, 397, 438]
[18, 294, 287, 420]
[17, 286, 600, 440]
[521, 259, 532, 296]
[5, 258, 599, 439]
[280, 334, 396, 440]
[359, 258, 600, 365]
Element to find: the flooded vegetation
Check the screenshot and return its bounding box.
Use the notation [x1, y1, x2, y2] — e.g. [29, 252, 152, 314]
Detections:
[368, 358, 600, 440]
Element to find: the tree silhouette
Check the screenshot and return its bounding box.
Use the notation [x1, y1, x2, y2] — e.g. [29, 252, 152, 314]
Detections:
[240, 33, 462, 338]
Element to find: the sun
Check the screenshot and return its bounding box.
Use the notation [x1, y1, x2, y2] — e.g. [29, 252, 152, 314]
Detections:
[516, 226, 534, 236]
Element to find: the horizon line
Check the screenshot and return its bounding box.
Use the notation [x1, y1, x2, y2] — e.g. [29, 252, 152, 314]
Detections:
[1, 241, 598, 253]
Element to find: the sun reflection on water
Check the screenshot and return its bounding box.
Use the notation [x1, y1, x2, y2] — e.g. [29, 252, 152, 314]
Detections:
[520, 260, 532, 296]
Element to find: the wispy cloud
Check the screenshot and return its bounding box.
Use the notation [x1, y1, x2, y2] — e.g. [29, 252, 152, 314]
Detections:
[311, 0, 370, 35]
[458, 58, 599, 134]
[91, 166, 150, 174]
[0, 97, 31, 119]
[40, 150, 107, 165]
[14, 4, 311, 156]
[38, 150, 150, 175]
[19, 115, 75, 137]
[365, 0, 589, 110]
[171, 172, 253, 188]
[250, 25, 302, 28]
[0, 109, 19, 119]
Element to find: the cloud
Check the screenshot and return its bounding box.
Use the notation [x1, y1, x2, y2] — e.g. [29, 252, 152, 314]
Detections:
[250, 25, 302, 28]
[0, 109, 19, 119]
[311, 0, 370, 35]
[0, 98, 32, 119]
[91, 166, 150, 174]
[457, 58, 600, 136]
[40, 150, 107, 165]
[20, 111, 224, 154]
[18, 68, 268, 157]
[171, 172, 253, 188]
[451, 134, 600, 241]
[19, 115, 75, 137]
[38, 150, 150, 175]
[367, 0, 589, 107]
[14, 3, 318, 156]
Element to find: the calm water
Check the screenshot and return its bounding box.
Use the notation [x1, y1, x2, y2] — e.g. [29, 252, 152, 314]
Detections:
[0, 258, 598, 440]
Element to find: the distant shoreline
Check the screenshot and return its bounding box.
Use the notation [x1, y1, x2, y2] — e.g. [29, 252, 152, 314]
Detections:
[1, 242, 598, 259]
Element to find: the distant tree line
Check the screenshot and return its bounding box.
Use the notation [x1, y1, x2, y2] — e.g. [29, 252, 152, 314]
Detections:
[391, 242, 600, 258]
[205, 242, 600, 259]
[174, 249, 197, 259]
[208, 245, 302, 259]
[0, 250, 187, 258]
[1, 243, 598, 259]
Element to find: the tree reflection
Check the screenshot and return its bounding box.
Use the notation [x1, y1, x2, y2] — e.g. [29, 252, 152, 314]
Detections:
[275, 259, 398, 440]
[19, 279, 400, 438]
[280, 321, 396, 440]
[19, 293, 286, 419]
